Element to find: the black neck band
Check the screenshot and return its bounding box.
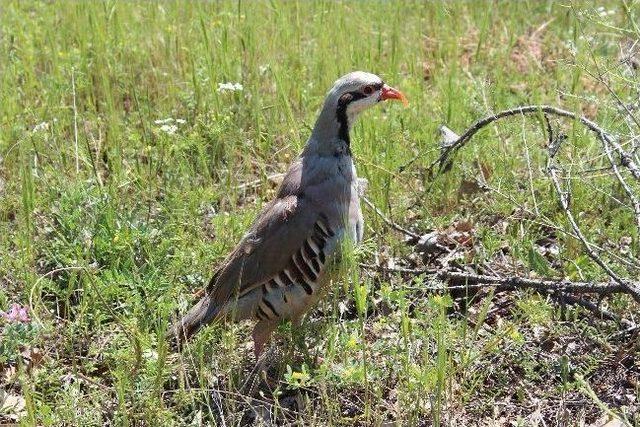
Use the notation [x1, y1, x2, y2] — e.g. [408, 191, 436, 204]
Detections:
[336, 91, 366, 149]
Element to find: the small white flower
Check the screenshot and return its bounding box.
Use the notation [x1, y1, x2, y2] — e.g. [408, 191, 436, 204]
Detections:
[596, 6, 615, 17]
[259, 65, 268, 75]
[32, 121, 49, 133]
[563, 40, 577, 55]
[159, 124, 178, 135]
[175, 118, 186, 124]
[217, 82, 243, 92]
[142, 349, 158, 360]
[154, 118, 174, 125]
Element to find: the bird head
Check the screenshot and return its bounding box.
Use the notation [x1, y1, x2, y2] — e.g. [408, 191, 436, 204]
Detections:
[311, 71, 407, 147]
[329, 71, 407, 123]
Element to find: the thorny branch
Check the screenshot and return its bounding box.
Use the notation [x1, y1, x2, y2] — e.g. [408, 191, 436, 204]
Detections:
[441, 105, 640, 305]
[601, 136, 640, 252]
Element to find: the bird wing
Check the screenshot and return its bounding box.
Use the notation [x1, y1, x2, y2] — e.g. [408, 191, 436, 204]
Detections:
[171, 188, 320, 344]
[207, 191, 320, 306]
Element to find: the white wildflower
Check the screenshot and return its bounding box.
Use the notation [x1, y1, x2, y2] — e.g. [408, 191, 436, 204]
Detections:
[596, 6, 615, 17]
[159, 124, 178, 135]
[155, 118, 185, 130]
[153, 117, 187, 125]
[259, 65, 268, 75]
[32, 121, 49, 133]
[563, 40, 577, 56]
[142, 349, 158, 361]
[217, 82, 243, 92]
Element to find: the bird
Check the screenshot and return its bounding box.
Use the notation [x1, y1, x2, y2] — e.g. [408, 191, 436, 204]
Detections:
[170, 71, 407, 358]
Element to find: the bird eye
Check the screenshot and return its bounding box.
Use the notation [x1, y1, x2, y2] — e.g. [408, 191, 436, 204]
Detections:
[362, 85, 374, 95]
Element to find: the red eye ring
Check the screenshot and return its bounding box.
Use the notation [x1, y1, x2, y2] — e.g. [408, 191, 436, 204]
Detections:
[362, 85, 374, 95]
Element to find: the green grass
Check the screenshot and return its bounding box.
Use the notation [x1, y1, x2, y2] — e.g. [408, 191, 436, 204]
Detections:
[1, 1, 639, 425]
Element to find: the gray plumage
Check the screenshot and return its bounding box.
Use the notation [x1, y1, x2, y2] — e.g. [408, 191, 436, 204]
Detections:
[170, 71, 406, 356]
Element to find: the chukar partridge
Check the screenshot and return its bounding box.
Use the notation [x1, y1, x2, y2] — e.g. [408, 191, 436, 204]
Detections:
[171, 71, 407, 357]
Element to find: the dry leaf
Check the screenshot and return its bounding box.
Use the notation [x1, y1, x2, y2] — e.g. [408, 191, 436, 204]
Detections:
[582, 102, 599, 119]
[0, 389, 27, 421]
[510, 22, 551, 73]
[422, 61, 433, 81]
[458, 179, 484, 197]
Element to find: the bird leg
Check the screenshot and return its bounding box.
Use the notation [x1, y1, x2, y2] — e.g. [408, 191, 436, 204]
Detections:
[252, 320, 277, 360]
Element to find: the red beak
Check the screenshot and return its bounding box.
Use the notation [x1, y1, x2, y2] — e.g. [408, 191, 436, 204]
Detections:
[380, 84, 408, 106]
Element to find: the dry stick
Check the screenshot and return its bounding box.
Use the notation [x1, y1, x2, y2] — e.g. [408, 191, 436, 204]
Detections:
[360, 263, 631, 296]
[544, 112, 640, 271]
[363, 106, 640, 304]
[482, 176, 640, 271]
[548, 166, 640, 304]
[362, 263, 636, 327]
[581, 44, 640, 133]
[427, 104, 640, 304]
[361, 196, 420, 240]
[430, 105, 640, 181]
[558, 293, 635, 328]
[363, 263, 636, 325]
[601, 136, 640, 253]
[360, 194, 639, 301]
[437, 270, 629, 296]
[609, 137, 640, 180]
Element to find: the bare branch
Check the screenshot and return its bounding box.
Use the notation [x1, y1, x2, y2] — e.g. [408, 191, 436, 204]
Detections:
[360, 263, 633, 297]
[418, 104, 640, 304]
[438, 270, 629, 296]
[361, 196, 420, 240]
[547, 165, 640, 303]
[601, 135, 640, 253]
[430, 105, 640, 180]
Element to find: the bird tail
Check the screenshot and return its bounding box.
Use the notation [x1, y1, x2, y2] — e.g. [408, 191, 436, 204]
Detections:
[167, 296, 221, 350]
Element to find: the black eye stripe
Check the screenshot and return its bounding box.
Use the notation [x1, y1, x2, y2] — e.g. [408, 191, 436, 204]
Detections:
[338, 91, 365, 106]
[338, 82, 384, 105]
[335, 80, 383, 147]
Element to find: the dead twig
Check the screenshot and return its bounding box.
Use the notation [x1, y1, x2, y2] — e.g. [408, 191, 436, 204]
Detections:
[438, 270, 630, 296]
[360, 263, 633, 297]
[548, 165, 640, 304]
[361, 196, 420, 240]
[556, 293, 633, 327]
[362, 263, 636, 328]
[601, 134, 640, 253]
[430, 105, 640, 180]
[424, 104, 640, 305]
